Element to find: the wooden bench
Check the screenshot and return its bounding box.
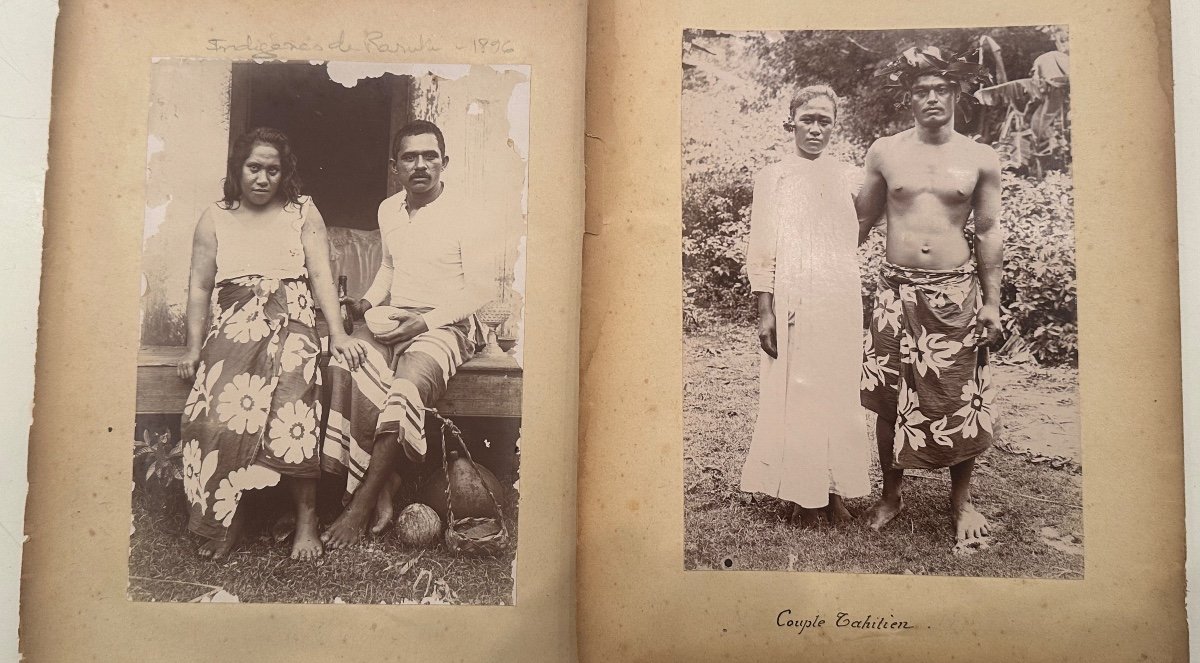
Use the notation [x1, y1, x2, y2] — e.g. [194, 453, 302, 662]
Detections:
[136, 344, 523, 483]
[136, 346, 523, 418]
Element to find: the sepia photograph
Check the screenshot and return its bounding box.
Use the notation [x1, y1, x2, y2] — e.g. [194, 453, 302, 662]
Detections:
[682, 27, 1080, 577]
[131, 59, 528, 604]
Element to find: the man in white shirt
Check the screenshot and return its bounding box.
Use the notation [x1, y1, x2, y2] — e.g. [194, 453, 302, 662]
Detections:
[320, 120, 492, 549]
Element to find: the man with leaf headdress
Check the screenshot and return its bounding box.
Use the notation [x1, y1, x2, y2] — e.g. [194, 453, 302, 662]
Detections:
[857, 46, 1004, 550]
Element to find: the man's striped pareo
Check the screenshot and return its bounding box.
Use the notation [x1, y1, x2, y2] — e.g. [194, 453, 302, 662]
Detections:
[320, 309, 483, 500]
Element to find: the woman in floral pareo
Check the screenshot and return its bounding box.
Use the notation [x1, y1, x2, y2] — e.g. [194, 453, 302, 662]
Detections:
[176, 127, 368, 561]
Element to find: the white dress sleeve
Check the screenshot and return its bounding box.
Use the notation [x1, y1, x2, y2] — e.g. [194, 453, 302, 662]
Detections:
[745, 165, 780, 294]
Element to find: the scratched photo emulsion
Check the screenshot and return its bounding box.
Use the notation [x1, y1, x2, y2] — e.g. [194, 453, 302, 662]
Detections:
[682, 26, 1080, 578]
[132, 59, 528, 604]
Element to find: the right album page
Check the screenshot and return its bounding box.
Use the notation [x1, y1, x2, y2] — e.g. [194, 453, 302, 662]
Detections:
[579, 0, 1185, 659]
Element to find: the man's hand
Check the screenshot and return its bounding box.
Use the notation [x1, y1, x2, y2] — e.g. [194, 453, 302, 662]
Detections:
[975, 303, 1003, 349]
[341, 297, 372, 321]
[758, 312, 778, 359]
[374, 309, 430, 346]
[177, 348, 201, 381]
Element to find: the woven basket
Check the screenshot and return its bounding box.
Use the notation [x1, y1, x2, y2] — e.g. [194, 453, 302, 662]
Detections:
[431, 411, 510, 556]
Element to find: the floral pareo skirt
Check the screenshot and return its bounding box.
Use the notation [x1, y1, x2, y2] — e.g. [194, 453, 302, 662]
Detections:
[180, 275, 322, 541]
[860, 262, 994, 469]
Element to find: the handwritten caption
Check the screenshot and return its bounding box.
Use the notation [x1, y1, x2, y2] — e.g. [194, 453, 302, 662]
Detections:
[776, 609, 916, 636]
[206, 31, 516, 60]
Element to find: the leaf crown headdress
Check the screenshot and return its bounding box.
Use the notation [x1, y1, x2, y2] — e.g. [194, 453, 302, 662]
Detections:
[875, 46, 992, 101]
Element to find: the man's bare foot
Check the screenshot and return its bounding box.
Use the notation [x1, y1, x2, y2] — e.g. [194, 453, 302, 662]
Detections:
[321, 506, 369, 550]
[953, 502, 989, 545]
[862, 498, 903, 531]
[369, 474, 402, 535]
[291, 514, 323, 561]
[369, 499, 394, 536]
[824, 494, 854, 525]
[789, 504, 821, 529]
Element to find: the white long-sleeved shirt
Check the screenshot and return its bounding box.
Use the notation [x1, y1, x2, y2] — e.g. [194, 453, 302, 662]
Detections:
[362, 186, 498, 331]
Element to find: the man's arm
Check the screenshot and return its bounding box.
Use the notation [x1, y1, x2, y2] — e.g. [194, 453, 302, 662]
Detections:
[855, 140, 888, 246]
[972, 146, 1005, 344]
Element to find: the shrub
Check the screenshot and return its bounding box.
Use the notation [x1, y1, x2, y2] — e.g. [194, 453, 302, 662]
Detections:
[996, 170, 1077, 365]
[682, 166, 754, 325]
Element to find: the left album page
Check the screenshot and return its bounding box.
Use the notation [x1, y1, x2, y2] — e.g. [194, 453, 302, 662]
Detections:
[23, 0, 585, 660]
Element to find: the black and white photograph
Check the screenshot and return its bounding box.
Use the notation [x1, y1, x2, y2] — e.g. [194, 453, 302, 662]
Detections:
[131, 59, 528, 604]
[682, 27, 1080, 577]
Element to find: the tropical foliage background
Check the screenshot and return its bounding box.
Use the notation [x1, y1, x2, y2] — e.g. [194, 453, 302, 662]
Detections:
[682, 26, 1077, 365]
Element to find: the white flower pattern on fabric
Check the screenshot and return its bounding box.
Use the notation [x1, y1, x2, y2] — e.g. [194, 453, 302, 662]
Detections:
[206, 297, 226, 342]
[893, 384, 930, 461]
[903, 327, 964, 378]
[860, 333, 898, 391]
[183, 359, 225, 422]
[267, 400, 318, 464]
[285, 281, 316, 328]
[182, 441, 219, 514]
[212, 464, 280, 528]
[944, 279, 974, 310]
[223, 304, 271, 344]
[280, 333, 317, 383]
[925, 289, 949, 309]
[954, 364, 995, 439]
[929, 416, 957, 447]
[873, 288, 902, 336]
[215, 372, 272, 435]
[254, 278, 281, 298]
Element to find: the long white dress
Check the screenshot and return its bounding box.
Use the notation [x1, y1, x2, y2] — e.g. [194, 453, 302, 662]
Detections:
[740, 153, 871, 509]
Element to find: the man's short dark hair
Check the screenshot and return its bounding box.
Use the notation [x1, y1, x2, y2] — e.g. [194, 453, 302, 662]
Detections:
[391, 120, 447, 161]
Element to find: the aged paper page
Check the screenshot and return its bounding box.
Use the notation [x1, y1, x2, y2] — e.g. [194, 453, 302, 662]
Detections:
[24, 0, 583, 659]
[580, 0, 1185, 659]
[1, 1, 57, 661]
[1173, 2, 1200, 659]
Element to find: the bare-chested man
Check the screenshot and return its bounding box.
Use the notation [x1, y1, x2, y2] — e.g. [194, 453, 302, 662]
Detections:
[857, 47, 1004, 549]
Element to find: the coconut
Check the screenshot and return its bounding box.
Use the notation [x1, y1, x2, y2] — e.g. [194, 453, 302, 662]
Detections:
[395, 503, 443, 547]
[420, 451, 507, 522]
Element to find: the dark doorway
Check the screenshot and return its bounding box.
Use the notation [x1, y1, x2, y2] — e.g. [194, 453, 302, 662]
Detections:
[229, 62, 410, 230]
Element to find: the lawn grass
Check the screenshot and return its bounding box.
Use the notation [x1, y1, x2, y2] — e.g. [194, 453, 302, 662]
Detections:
[128, 472, 518, 604]
[684, 320, 1083, 578]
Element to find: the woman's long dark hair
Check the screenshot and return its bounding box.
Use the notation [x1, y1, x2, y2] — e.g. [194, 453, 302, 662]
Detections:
[219, 127, 304, 209]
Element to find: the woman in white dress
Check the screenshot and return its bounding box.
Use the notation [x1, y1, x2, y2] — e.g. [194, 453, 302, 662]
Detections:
[741, 85, 870, 527]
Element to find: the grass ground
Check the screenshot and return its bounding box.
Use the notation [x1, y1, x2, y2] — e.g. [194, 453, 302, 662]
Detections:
[684, 320, 1083, 578]
[128, 471, 518, 604]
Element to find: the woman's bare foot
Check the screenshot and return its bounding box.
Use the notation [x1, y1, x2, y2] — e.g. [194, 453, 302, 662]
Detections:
[953, 502, 990, 545]
[198, 512, 244, 561]
[861, 497, 903, 531]
[321, 505, 369, 550]
[824, 494, 854, 525]
[789, 504, 821, 529]
[291, 511, 323, 561]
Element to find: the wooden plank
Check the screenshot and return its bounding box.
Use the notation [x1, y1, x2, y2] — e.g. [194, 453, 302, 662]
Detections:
[138, 346, 522, 418]
[139, 346, 521, 372]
